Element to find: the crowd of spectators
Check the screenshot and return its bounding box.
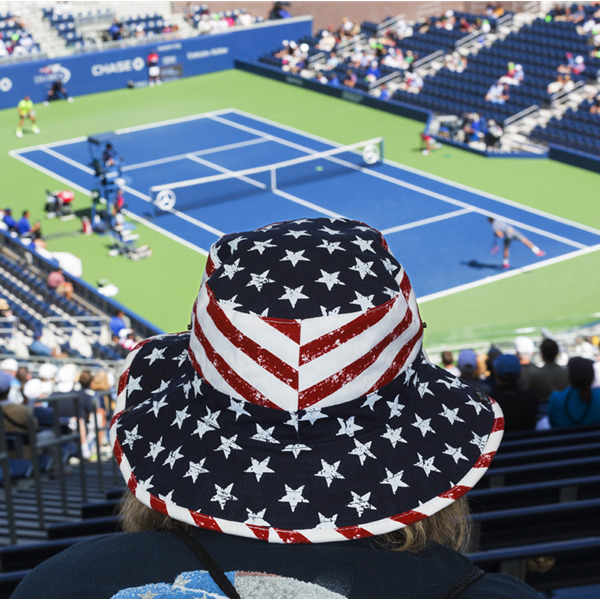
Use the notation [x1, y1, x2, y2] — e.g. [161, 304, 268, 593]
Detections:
[0, 15, 38, 59]
[440, 334, 600, 432]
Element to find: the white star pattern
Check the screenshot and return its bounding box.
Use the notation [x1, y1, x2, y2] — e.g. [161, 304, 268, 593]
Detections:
[163, 445, 184, 469]
[192, 375, 203, 397]
[443, 443, 469, 464]
[145, 436, 165, 461]
[284, 229, 310, 239]
[381, 424, 407, 448]
[249, 239, 276, 255]
[171, 406, 191, 429]
[144, 347, 165, 365]
[415, 453, 440, 477]
[412, 414, 436, 437]
[227, 236, 246, 252]
[381, 257, 399, 275]
[281, 249, 310, 267]
[347, 491, 376, 517]
[192, 408, 221, 439]
[252, 424, 279, 444]
[181, 381, 192, 399]
[315, 460, 345, 487]
[349, 257, 376, 279]
[220, 258, 245, 280]
[417, 381, 435, 398]
[436, 377, 463, 390]
[317, 239, 345, 254]
[351, 236, 375, 253]
[151, 380, 169, 394]
[220, 295, 242, 310]
[245, 457, 275, 481]
[245, 508, 270, 526]
[136, 475, 154, 494]
[126, 375, 143, 396]
[350, 291, 375, 311]
[361, 392, 381, 411]
[285, 412, 299, 431]
[381, 468, 409, 493]
[173, 350, 188, 367]
[439, 404, 465, 425]
[319, 226, 340, 236]
[316, 513, 338, 529]
[300, 408, 327, 425]
[387, 396, 405, 418]
[227, 398, 250, 421]
[211, 483, 237, 510]
[470, 432, 489, 452]
[247, 270, 274, 291]
[336, 416, 363, 437]
[279, 285, 309, 308]
[184, 459, 208, 483]
[282, 443, 311, 458]
[315, 270, 344, 291]
[215, 434, 242, 458]
[146, 396, 168, 418]
[279, 485, 309, 512]
[350, 439, 376, 465]
[122, 425, 143, 449]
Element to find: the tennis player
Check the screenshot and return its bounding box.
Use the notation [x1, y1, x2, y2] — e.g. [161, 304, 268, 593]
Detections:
[489, 216, 545, 268]
[16, 95, 40, 138]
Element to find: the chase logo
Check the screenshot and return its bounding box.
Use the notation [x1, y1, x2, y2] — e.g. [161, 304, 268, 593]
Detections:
[35, 63, 72, 84]
[91, 57, 145, 76]
[0, 77, 12, 92]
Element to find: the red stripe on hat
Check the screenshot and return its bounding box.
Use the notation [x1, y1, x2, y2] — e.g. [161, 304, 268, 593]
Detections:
[492, 416, 505, 432]
[391, 509, 428, 525]
[369, 317, 422, 394]
[265, 318, 301, 344]
[274, 529, 311, 544]
[127, 472, 137, 494]
[113, 437, 123, 465]
[205, 286, 298, 388]
[205, 255, 216, 278]
[110, 409, 125, 429]
[190, 511, 221, 532]
[399, 270, 412, 301]
[247, 524, 270, 542]
[473, 451, 496, 469]
[300, 296, 395, 366]
[192, 317, 281, 410]
[118, 366, 130, 395]
[150, 495, 168, 515]
[298, 306, 416, 410]
[441, 485, 471, 500]
[335, 525, 373, 540]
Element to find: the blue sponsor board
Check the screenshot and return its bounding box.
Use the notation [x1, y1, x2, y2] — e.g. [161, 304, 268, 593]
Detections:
[0, 17, 311, 108]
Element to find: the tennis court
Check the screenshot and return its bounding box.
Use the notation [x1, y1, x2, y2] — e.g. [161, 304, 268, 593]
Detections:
[10, 108, 600, 300]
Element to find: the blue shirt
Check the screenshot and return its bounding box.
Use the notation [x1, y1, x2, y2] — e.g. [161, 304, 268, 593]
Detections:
[548, 386, 600, 427]
[16, 216, 31, 236]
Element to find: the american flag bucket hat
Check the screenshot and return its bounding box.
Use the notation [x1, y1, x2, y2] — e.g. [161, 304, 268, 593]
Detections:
[110, 217, 504, 544]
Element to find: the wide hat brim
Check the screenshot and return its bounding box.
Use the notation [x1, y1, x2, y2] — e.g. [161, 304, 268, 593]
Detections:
[111, 332, 503, 544]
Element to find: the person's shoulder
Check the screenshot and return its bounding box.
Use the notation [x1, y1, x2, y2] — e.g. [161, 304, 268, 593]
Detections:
[464, 572, 542, 598]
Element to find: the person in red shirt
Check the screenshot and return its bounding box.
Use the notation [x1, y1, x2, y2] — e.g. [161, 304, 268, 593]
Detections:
[147, 50, 161, 86]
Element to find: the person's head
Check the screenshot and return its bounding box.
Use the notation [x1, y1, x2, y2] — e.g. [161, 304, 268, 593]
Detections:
[22, 210, 30, 218]
[493, 354, 521, 385]
[0, 371, 11, 399]
[567, 356, 595, 402]
[485, 346, 502, 373]
[111, 218, 504, 549]
[78, 369, 94, 390]
[540, 338, 560, 364]
[1, 358, 18, 376]
[440, 350, 455, 367]
[457, 349, 478, 377]
[514, 336, 535, 364]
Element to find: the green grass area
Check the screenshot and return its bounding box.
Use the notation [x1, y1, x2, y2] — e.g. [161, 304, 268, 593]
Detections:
[2, 69, 599, 344]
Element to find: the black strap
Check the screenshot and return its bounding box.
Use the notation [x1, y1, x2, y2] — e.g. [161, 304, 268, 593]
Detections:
[169, 528, 240, 599]
[442, 566, 486, 598]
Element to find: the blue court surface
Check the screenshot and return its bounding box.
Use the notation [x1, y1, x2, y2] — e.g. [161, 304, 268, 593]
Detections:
[11, 108, 600, 300]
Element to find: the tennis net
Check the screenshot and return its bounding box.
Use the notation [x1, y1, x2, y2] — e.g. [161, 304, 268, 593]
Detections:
[149, 137, 384, 215]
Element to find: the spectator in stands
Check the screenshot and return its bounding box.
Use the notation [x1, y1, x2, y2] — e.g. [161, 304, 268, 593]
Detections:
[590, 92, 600, 114]
[440, 350, 460, 376]
[147, 48, 161, 87]
[547, 73, 575, 95]
[16, 209, 42, 240]
[528, 338, 569, 407]
[1, 371, 40, 436]
[444, 51, 468, 73]
[328, 72, 340, 87]
[1, 357, 21, 404]
[492, 354, 539, 431]
[377, 83, 390, 101]
[484, 119, 503, 151]
[513, 336, 540, 391]
[268, 1, 291, 20]
[109, 309, 129, 340]
[499, 62, 524, 86]
[107, 17, 123, 41]
[15, 94, 40, 138]
[12, 365, 31, 405]
[406, 72, 424, 93]
[548, 356, 600, 427]
[458, 348, 492, 394]
[47, 267, 73, 301]
[485, 80, 510, 104]
[462, 112, 485, 143]
[28, 329, 60, 358]
[11, 217, 539, 599]
[43, 78, 72, 105]
[343, 68, 357, 88]
[2, 207, 17, 232]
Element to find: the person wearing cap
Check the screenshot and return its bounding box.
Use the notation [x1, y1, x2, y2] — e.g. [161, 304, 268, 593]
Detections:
[513, 336, 541, 391]
[457, 348, 492, 394]
[28, 329, 59, 358]
[2, 208, 17, 232]
[11, 218, 538, 599]
[1, 358, 22, 405]
[488, 217, 545, 269]
[492, 354, 539, 432]
[548, 357, 600, 428]
[16, 94, 40, 138]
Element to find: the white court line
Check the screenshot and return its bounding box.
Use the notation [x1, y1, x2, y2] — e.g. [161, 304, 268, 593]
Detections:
[418, 243, 600, 303]
[123, 137, 269, 172]
[114, 108, 233, 135]
[41, 146, 96, 174]
[381, 208, 472, 235]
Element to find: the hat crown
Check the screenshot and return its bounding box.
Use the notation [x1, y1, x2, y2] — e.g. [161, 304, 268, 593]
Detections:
[189, 219, 423, 412]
